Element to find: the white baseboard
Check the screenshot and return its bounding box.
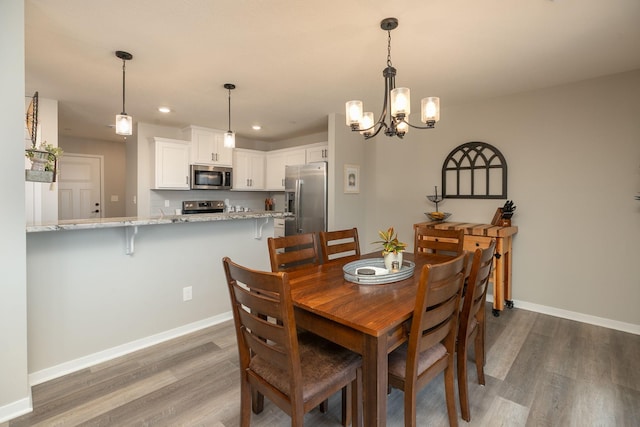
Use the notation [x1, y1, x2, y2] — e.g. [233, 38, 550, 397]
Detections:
[28, 311, 233, 386]
[487, 294, 639, 335]
[0, 395, 32, 424]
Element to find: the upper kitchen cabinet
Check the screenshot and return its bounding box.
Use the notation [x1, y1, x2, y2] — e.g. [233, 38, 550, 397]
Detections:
[233, 149, 265, 190]
[306, 143, 329, 163]
[265, 147, 306, 190]
[151, 137, 190, 190]
[181, 125, 232, 166]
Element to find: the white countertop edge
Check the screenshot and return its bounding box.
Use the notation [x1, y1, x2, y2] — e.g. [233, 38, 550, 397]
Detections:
[27, 211, 291, 233]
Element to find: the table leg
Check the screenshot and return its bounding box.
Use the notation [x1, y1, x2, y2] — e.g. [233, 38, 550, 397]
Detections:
[362, 334, 388, 427]
[504, 236, 513, 305]
[493, 238, 505, 312]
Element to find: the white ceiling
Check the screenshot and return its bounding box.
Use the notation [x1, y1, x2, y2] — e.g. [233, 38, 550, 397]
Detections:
[25, 0, 640, 144]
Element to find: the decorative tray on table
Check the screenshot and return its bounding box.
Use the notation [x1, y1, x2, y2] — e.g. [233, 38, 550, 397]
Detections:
[343, 258, 416, 285]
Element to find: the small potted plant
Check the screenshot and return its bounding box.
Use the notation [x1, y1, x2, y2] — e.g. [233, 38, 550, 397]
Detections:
[25, 142, 62, 182]
[373, 227, 407, 271]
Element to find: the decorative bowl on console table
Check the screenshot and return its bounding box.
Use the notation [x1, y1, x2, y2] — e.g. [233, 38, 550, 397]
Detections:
[425, 211, 451, 221]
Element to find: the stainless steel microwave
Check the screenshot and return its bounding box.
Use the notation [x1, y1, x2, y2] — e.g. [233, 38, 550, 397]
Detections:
[190, 165, 232, 190]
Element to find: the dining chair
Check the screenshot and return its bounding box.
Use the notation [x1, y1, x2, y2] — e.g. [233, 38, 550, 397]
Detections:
[387, 252, 467, 427]
[457, 239, 496, 422]
[222, 257, 362, 427]
[267, 233, 320, 272]
[267, 232, 343, 418]
[414, 225, 465, 258]
[319, 228, 361, 263]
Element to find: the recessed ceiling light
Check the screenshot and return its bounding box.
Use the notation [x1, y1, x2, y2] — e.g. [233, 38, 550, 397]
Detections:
[252, 125, 262, 130]
[158, 106, 171, 113]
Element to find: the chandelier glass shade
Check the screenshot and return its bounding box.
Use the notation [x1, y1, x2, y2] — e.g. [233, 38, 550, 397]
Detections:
[345, 18, 440, 139]
[223, 83, 236, 148]
[115, 50, 133, 136]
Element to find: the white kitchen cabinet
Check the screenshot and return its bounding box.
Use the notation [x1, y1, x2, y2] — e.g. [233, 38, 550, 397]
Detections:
[306, 143, 329, 163]
[233, 149, 265, 190]
[181, 125, 232, 166]
[265, 148, 306, 190]
[151, 137, 190, 190]
[273, 218, 285, 237]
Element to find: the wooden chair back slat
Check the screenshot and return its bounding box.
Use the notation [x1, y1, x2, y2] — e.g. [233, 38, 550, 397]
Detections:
[268, 233, 320, 272]
[414, 226, 465, 257]
[319, 228, 361, 263]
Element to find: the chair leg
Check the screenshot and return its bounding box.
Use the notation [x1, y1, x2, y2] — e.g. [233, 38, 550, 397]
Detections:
[457, 341, 471, 422]
[341, 383, 352, 427]
[351, 369, 362, 427]
[240, 381, 252, 427]
[251, 388, 264, 414]
[403, 384, 418, 427]
[444, 364, 459, 427]
[474, 328, 486, 385]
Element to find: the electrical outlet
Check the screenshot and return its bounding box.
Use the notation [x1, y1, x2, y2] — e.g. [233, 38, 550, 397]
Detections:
[183, 286, 192, 301]
[165, 200, 170, 207]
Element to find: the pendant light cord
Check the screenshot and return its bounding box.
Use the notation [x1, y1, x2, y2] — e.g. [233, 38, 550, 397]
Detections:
[227, 87, 232, 132]
[121, 59, 126, 114]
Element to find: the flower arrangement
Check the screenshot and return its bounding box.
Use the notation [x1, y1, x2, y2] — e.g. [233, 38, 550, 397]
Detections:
[373, 227, 407, 255]
[25, 142, 63, 172]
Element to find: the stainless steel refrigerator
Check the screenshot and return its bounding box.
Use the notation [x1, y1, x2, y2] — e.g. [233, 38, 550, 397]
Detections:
[284, 162, 327, 236]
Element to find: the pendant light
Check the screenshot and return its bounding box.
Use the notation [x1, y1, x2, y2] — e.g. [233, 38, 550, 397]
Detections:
[223, 83, 236, 148]
[345, 18, 440, 139]
[115, 50, 133, 136]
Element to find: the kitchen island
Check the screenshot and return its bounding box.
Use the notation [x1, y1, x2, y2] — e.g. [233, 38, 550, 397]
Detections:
[25, 211, 285, 385]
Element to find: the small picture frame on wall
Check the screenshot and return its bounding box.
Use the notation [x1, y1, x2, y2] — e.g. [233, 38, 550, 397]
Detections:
[344, 164, 360, 194]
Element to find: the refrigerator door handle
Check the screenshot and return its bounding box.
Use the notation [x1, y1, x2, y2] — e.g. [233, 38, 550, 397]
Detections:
[295, 178, 302, 233]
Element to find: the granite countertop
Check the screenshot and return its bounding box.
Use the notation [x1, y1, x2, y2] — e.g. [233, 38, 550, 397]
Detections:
[27, 211, 290, 233]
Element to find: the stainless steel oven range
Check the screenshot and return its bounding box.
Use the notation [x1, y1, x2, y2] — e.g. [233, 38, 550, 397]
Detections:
[181, 200, 225, 214]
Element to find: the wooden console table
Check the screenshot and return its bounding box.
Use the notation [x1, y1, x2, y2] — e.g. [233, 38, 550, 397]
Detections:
[414, 221, 518, 316]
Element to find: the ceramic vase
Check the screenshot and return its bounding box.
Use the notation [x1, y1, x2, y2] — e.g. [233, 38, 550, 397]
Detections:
[383, 252, 403, 271]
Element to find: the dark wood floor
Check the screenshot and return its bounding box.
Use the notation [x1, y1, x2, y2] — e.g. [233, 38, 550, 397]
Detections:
[4, 304, 639, 426]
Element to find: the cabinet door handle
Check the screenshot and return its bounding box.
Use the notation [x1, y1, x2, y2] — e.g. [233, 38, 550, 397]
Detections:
[186, 176, 189, 184]
[211, 153, 215, 161]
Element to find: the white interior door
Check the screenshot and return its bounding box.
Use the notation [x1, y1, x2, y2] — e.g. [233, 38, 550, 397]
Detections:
[58, 154, 103, 220]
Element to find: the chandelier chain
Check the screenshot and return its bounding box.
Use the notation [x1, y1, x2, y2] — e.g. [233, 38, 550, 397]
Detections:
[386, 30, 393, 67]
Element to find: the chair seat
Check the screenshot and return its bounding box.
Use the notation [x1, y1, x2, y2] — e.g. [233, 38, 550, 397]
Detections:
[250, 332, 361, 403]
[388, 342, 447, 379]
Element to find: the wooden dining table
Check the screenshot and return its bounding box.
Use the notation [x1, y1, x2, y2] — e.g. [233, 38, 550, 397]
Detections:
[287, 252, 457, 427]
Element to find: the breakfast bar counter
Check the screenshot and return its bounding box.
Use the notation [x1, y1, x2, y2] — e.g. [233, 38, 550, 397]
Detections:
[26, 211, 290, 233]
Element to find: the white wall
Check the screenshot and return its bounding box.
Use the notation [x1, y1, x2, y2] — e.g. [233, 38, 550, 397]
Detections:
[26, 219, 273, 377]
[355, 70, 640, 327]
[0, 1, 31, 421]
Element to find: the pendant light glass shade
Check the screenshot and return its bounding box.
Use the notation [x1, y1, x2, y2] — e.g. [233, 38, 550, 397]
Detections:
[224, 131, 235, 148]
[360, 112, 375, 136]
[390, 87, 410, 117]
[115, 114, 132, 135]
[421, 97, 440, 125]
[345, 100, 363, 127]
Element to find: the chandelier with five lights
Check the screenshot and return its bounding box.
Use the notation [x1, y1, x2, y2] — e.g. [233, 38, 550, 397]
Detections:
[345, 17, 440, 139]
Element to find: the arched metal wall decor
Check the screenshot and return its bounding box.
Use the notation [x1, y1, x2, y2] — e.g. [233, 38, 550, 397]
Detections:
[442, 141, 507, 199]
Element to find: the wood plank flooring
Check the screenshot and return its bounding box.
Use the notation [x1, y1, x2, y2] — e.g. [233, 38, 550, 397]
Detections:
[3, 304, 639, 426]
